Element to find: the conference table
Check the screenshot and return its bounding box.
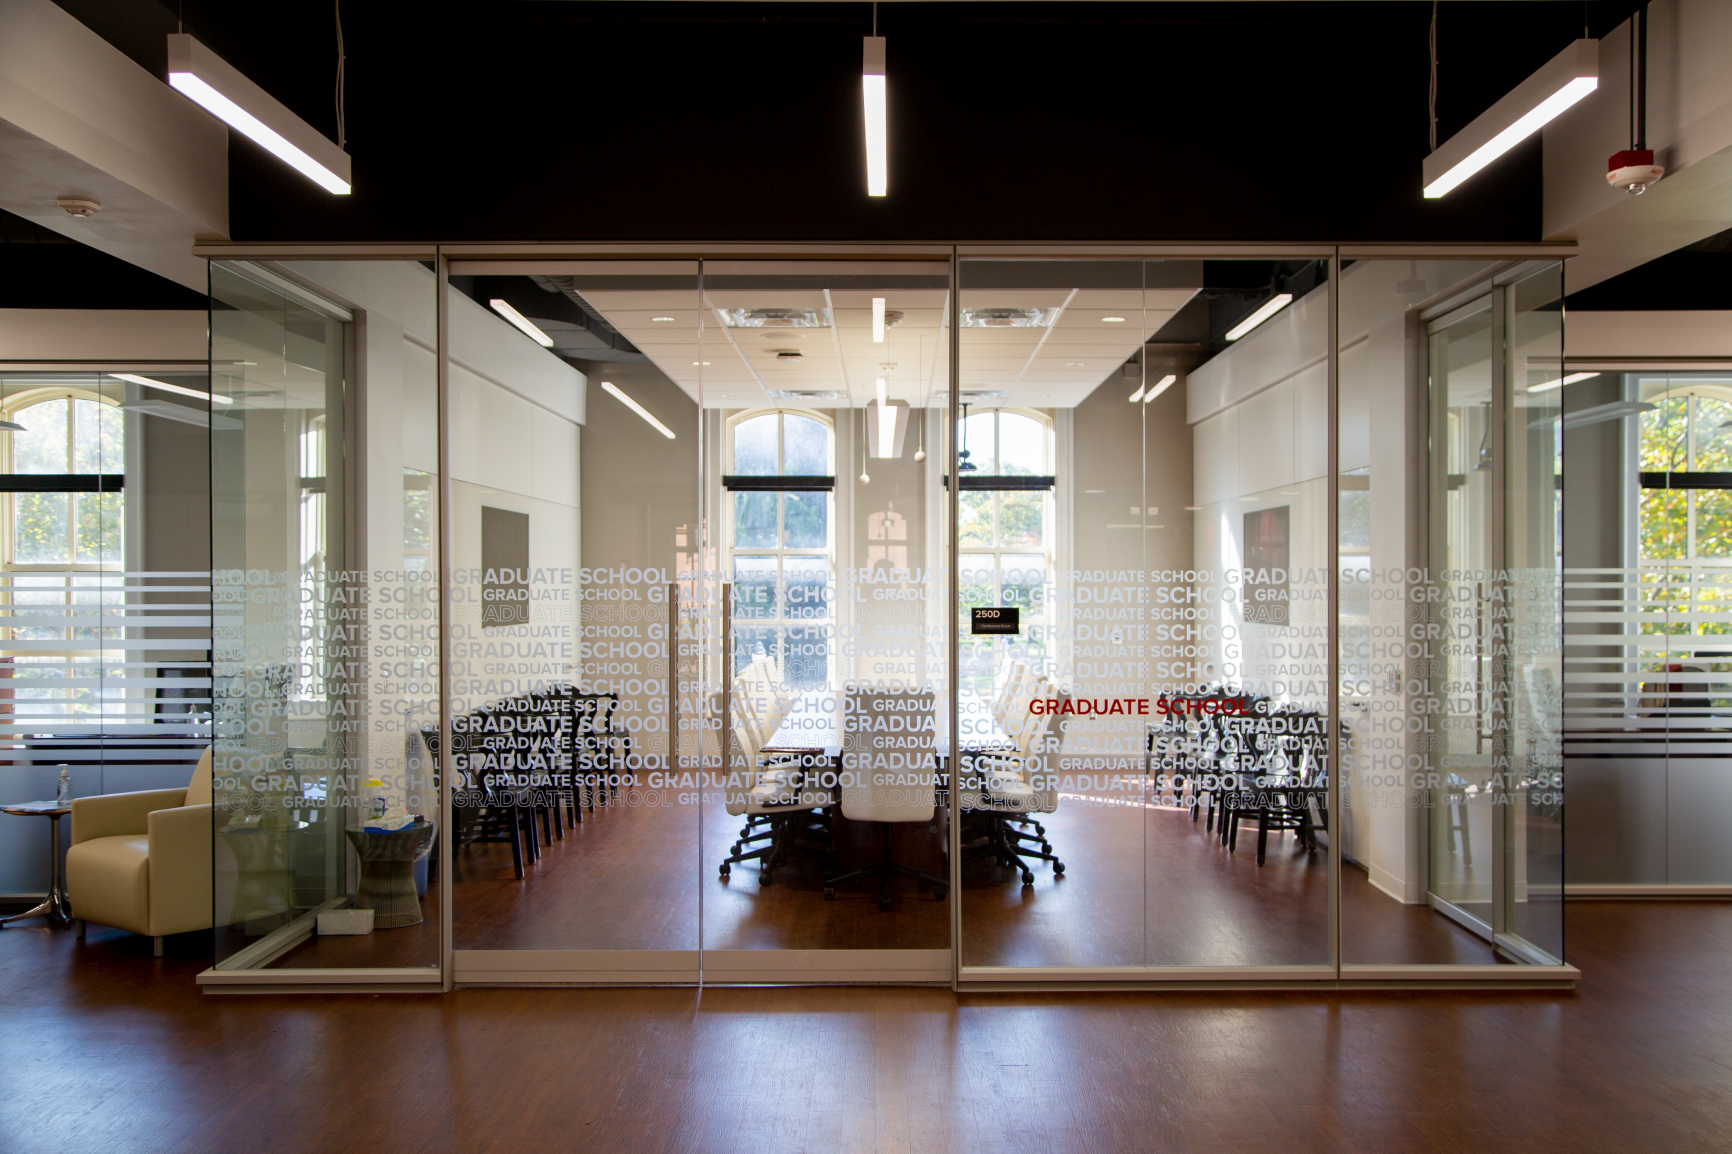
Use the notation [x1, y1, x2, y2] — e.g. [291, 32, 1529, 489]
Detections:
[752, 688, 1012, 875]
[758, 688, 1011, 762]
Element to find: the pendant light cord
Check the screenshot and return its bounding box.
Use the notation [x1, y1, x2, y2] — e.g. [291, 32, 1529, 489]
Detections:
[1428, 1, 1438, 153]
[872, 1, 878, 37]
[1633, 3, 1648, 151]
[335, 0, 347, 151]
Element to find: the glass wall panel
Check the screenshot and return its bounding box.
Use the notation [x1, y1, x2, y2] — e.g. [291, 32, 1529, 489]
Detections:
[1565, 370, 1732, 901]
[1337, 258, 1565, 968]
[0, 370, 209, 937]
[444, 265, 701, 966]
[210, 260, 441, 971]
[956, 257, 1332, 971]
[694, 260, 953, 972]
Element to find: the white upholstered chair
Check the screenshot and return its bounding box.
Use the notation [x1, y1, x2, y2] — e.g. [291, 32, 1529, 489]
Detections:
[826, 687, 945, 908]
[66, 746, 214, 956]
[716, 668, 835, 884]
[963, 679, 1066, 884]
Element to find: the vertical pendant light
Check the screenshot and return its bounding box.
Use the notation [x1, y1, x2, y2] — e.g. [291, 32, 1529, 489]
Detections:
[863, 31, 888, 197]
[860, 406, 871, 484]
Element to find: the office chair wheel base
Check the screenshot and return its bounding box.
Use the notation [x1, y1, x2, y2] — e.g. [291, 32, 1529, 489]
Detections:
[1053, 861, 1065, 875]
[759, 870, 773, 886]
[878, 894, 892, 911]
[823, 886, 835, 901]
[933, 887, 947, 902]
[1021, 870, 1034, 886]
[719, 864, 730, 878]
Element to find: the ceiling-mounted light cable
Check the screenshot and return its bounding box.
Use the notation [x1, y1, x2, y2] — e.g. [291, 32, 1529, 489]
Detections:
[863, 33, 887, 196]
[334, 0, 346, 151]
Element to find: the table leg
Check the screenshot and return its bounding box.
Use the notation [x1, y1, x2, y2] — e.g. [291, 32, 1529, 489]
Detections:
[0, 815, 72, 929]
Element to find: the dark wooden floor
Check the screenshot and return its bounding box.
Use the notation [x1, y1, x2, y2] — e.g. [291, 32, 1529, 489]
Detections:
[264, 786, 1497, 965]
[2, 901, 1729, 1152]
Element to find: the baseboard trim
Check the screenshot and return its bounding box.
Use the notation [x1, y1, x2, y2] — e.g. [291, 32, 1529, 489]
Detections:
[703, 949, 951, 985]
[1567, 884, 1732, 899]
[454, 949, 701, 985]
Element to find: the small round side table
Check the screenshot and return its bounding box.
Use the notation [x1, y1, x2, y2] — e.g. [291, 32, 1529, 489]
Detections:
[0, 801, 72, 929]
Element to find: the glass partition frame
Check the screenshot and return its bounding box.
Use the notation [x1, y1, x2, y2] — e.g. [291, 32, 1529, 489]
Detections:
[186, 242, 1579, 992]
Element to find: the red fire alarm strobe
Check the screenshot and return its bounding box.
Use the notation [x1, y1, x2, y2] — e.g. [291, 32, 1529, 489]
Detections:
[1608, 148, 1665, 195]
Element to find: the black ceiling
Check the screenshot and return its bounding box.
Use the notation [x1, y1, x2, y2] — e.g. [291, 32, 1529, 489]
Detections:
[56, 1, 1650, 245]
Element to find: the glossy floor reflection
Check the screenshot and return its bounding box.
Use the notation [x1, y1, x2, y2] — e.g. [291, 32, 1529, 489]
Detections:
[1, 902, 1728, 1152]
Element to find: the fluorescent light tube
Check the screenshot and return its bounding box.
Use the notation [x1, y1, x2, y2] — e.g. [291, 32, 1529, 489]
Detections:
[166, 35, 352, 195]
[1526, 371, 1600, 394]
[863, 37, 887, 197]
[601, 381, 675, 439]
[490, 300, 554, 348]
[112, 373, 233, 405]
[873, 297, 887, 343]
[1128, 384, 1146, 403]
[1145, 374, 1177, 402]
[1423, 39, 1598, 199]
[1225, 294, 1292, 342]
[877, 402, 896, 458]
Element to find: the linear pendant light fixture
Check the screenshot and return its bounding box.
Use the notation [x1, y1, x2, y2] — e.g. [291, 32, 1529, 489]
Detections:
[167, 34, 352, 194]
[113, 373, 234, 405]
[601, 382, 675, 439]
[1225, 295, 1292, 342]
[1423, 39, 1598, 199]
[489, 300, 555, 347]
[863, 36, 888, 196]
[1145, 374, 1177, 402]
[875, 379, 896, 457]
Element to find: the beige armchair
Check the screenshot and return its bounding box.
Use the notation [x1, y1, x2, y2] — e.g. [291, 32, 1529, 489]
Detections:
[66, 747, 213, 956]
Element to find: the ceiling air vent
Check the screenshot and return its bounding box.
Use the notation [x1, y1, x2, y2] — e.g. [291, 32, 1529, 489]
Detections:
[767, 389, 849, 401]
[960, 307, 1049, 328]
[773, 349, 804, 361]
[720, 307, 829, 328]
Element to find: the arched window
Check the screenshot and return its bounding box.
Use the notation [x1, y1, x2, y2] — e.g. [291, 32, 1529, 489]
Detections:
[4, 391, 124, 569]
[728, 411, 834, 689]
[0, 387, 126, 723]
[958, 409, 1054, 691]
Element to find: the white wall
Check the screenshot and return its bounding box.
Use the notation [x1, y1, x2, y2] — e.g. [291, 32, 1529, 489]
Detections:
[1544, 0, 1732, 291]
[0, 0, 227, 290]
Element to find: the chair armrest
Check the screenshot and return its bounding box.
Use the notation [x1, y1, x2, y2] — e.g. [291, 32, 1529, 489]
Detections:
[147, 804, 214, 936]
[71, 789, 187, 845]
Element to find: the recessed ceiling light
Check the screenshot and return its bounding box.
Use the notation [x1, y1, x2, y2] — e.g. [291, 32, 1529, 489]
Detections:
[691, 361, 712, 366]
[1101, 316, 1127, 323]
[1065, 362, 1085, 368]
[652, 316, 675, 323]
